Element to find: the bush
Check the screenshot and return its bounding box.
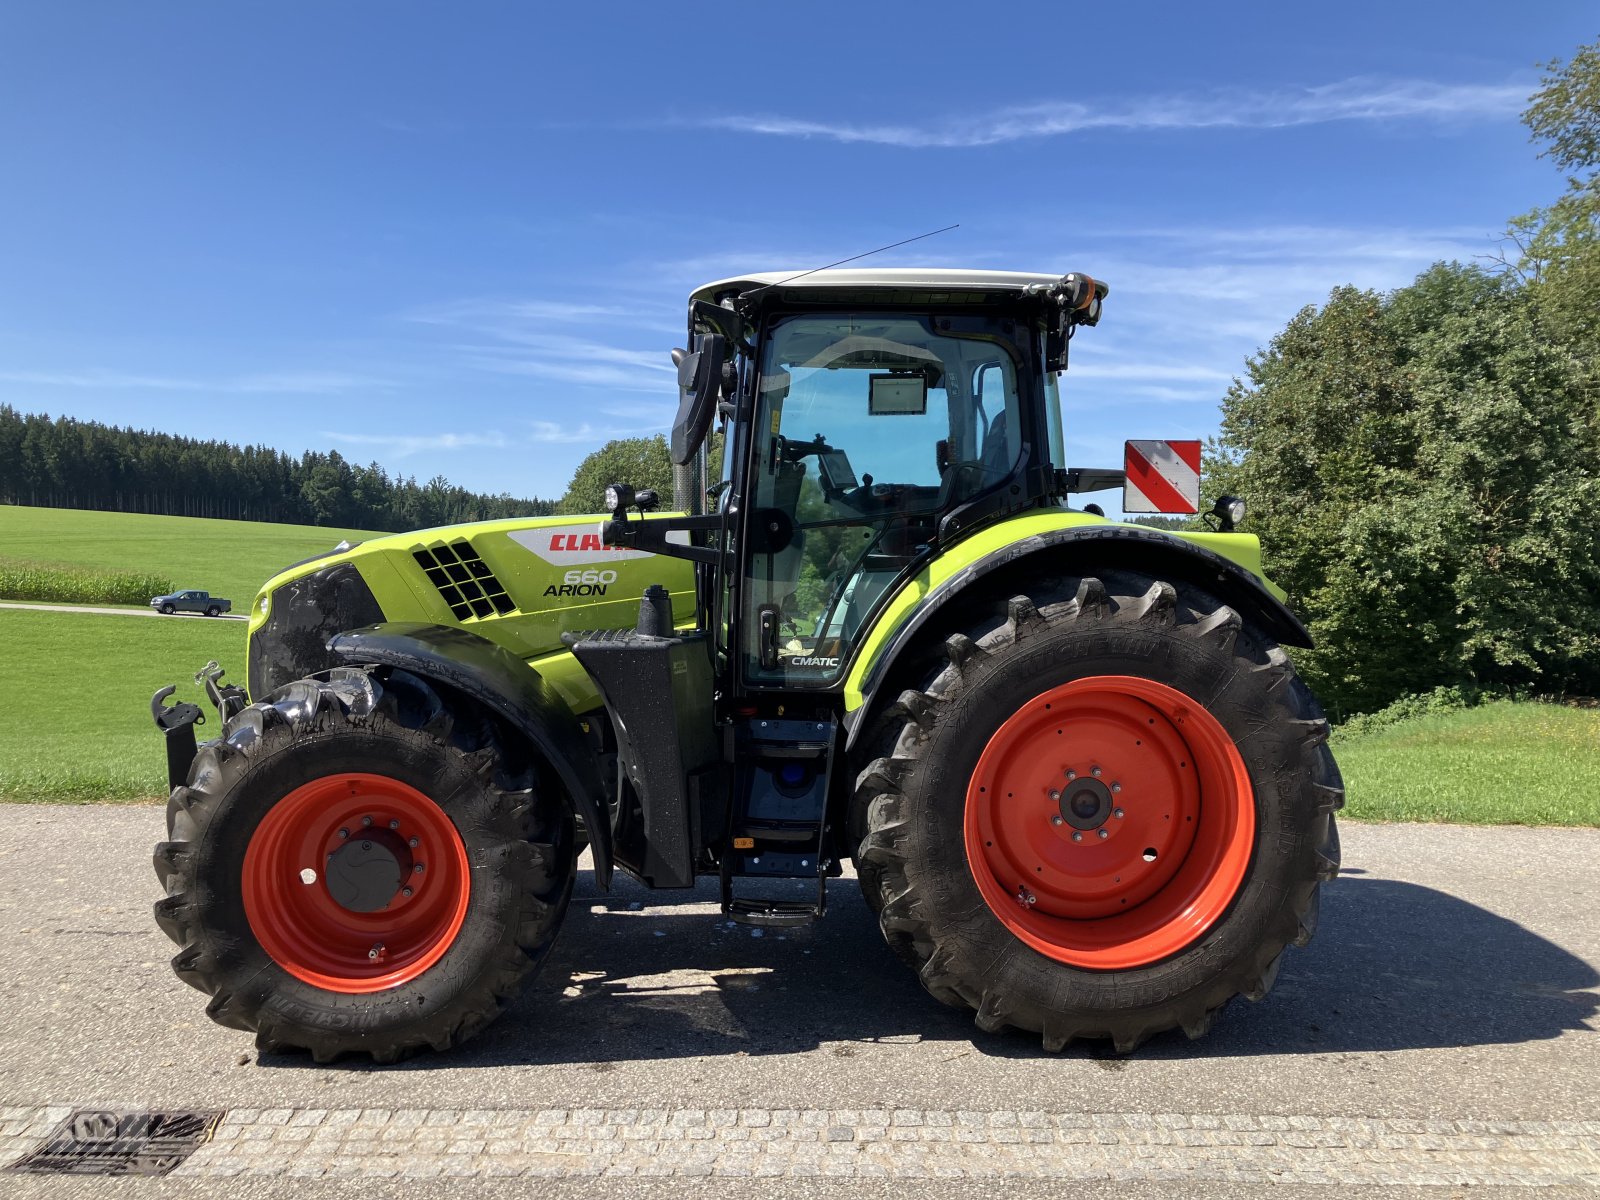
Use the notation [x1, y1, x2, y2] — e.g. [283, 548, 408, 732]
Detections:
[1332, 686, 1478, 740]
[0, 559, 174, 606]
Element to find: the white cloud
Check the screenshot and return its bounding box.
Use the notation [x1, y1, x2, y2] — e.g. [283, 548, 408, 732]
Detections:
[0, 368, 388, 394]
[407, 299, 640, 326]
[526, 420, 650, 445]
[321, 430, 510, 457]
[1068, 362, 1234, 383]
[409, 298, 682, 393]
[698, 77, 1528, 148]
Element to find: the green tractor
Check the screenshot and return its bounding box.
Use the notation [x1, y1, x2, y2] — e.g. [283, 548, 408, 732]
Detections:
[150, 268, 1340, 1062]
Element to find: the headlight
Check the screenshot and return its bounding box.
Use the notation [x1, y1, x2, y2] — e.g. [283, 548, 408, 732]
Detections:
[604, 482, 634, 513]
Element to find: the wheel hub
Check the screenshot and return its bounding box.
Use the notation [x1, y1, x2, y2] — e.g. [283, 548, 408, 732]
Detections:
[325, 830, 413, 913]
[1061, 777, 1112, 830]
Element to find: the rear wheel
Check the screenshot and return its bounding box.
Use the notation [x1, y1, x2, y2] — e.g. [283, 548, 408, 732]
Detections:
[153, 667, 575, 1062]
[205, 605, 220, 617]
[159, 603, 175, 615]
[852, 570, 1341, 1052]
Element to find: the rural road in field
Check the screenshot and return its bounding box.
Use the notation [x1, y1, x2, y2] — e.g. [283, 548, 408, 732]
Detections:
[0, 810, 1596, 1196]
[0, 601, 248, 621]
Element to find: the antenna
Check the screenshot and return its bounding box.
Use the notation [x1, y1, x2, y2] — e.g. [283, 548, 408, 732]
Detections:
[741, 224, 960, 298]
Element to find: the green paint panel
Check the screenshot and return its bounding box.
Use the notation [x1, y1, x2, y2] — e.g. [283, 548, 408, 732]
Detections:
[843, 511, 1282, 710]
[249, 513, 697, 713]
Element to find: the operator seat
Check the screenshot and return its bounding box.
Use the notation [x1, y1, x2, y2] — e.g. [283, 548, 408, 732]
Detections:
[980, 409, 1010, 482]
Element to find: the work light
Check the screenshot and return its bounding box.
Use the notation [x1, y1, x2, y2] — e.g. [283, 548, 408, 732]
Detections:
[1211, 495, 1246, 532]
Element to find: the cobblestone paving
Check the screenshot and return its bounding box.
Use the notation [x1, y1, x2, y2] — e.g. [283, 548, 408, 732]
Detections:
[7, 1104, 1599, 1186]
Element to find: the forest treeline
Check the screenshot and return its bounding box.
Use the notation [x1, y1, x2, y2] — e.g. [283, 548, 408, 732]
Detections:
[0, 405, 556, 531]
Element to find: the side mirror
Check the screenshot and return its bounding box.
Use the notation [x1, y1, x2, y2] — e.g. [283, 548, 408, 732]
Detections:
[669, 333, 725, 466]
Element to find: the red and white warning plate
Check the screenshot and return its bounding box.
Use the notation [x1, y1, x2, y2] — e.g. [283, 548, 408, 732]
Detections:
[1123, 440, 1201, 514]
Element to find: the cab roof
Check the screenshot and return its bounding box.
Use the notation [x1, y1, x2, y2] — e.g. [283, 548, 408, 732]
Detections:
[690, 268, 1072, 305]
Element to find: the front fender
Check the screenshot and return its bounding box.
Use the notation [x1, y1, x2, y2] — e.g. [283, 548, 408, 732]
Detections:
[328, 621, 614, 889]
[843, 523, 1311, 751]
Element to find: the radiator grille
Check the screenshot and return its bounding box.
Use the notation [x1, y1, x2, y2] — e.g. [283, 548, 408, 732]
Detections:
[412, 540, 516, 620]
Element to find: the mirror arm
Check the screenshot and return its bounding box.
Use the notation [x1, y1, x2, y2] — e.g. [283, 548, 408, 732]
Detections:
[602, 513, 727, 567]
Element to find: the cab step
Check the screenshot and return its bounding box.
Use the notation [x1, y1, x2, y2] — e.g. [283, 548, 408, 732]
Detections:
[725, 897, 821, 928]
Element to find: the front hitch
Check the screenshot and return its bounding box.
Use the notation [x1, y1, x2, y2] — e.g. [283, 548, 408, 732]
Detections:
[150, 686, 203, 792]
[150, 662, 248, 791]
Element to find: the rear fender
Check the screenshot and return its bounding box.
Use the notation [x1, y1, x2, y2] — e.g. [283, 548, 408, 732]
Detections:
[843, 524, 1311, 751]
[328, 621, 614, 888]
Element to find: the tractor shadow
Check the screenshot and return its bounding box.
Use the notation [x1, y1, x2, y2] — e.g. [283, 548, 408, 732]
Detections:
[293, 868, 1599, 1072]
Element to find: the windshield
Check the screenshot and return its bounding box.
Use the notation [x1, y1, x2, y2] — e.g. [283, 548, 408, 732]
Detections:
[740, 311, 1024, 687]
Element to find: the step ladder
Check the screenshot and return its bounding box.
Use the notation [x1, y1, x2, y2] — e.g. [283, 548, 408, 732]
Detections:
[718, 716, 838, 927]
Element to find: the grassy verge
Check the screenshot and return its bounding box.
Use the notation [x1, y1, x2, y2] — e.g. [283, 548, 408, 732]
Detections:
[0, 608, 243, 802]
[0, 504, 382, 607]
[1333, 700, 1600, 825]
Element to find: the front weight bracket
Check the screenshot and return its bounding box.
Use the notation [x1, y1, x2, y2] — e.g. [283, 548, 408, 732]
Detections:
[151, 685, 204, 792]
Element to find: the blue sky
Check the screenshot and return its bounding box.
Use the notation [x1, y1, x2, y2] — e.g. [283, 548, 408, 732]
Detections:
[1, 4, 1593, 504]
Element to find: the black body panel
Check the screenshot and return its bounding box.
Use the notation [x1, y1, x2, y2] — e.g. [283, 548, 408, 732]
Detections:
[843, 523, 1314, 748]
[248, 563, 384, 700]
[327, 622, 615, 888]
[567, 628, 719, 889]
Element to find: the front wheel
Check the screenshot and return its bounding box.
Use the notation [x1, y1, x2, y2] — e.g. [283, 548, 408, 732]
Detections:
[152, 667, 576, 1061]
[852, 570, 1341, 1052]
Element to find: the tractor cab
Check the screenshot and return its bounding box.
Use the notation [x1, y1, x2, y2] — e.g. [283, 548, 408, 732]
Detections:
[573, 269, 1108, 922]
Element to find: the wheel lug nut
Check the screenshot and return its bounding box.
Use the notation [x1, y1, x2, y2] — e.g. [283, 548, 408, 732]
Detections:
[1113, 808, 1125, 819]
[389, 819, 401, 830]
[362, 816, 373, 827]
[414, 863, 425, 874]
[1071, 831, 1083, 843]
[402, 887, 413, 898]
[1111, 783, 1122, 794]
[408, 837, 419, 848]
[338, 828, 349, 840]
[1051, 814, 1064, 826]
[1097, 828, 1109, 839]
[1048, 789, 1061, 802]
[1065, 770, 1076, 781]
[1091, 766, 1102, 778]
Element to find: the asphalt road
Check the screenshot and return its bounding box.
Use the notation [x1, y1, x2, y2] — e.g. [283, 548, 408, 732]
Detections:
[0, 602, 247, 621]
[0, 810, 1595, 1196]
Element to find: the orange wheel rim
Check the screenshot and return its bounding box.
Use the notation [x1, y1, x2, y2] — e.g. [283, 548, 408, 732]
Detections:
[964, 676, 1254, 969]
[242, 773, 470, 993]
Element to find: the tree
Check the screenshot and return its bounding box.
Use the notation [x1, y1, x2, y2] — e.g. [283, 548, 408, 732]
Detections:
[1525, 38, 1600, 177]
[1502, 38, 1600, 347]
[1210, 265, 1600, 716]
[557, 435, 674, 514]
[0, 407, 555, 529]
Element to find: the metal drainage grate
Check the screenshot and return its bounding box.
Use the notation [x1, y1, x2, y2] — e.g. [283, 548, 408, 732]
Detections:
[413, 539, 516, 621]
[6, 1108, 223, 1177]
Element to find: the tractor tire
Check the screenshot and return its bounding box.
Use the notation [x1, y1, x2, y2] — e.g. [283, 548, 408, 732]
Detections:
[159, 603, 175, 615]
[152, 666, 576, 1062]
[205, 605, 220, 617]
[851, 570, 1341, 1053]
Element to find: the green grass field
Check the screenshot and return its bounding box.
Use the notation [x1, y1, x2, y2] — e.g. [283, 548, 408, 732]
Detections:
[0, 504, 382, 609]
[1332, 701, 1600, 825]
[0, 607, 245, 801]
